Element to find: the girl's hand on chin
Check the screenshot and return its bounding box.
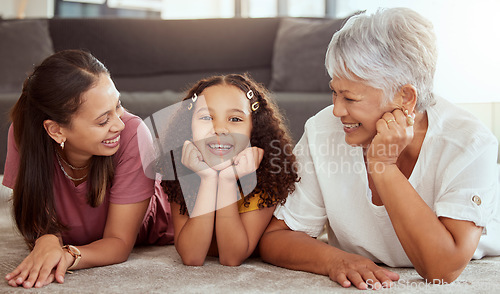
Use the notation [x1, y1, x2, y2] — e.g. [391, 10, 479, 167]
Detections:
[219, 147, 264, 182]
[181, 140, 217, 179]
[366, 108, 414, 172]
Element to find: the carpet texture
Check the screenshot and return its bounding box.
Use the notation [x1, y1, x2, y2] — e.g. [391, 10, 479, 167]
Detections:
[1, 180, 499, 293]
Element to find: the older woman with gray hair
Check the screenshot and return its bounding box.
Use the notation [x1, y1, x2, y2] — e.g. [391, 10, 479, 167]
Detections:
[259, 7, 499, 289]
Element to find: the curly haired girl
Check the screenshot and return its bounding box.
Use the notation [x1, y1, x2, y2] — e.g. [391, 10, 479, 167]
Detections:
[156, 73, 298, 266]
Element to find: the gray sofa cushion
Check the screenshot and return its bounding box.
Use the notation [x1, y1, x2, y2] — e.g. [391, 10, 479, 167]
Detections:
[49, 18, 280, 91]
[0, 92, 20, 175]
[269, 17, 348, 93]
[120, 90, 185, 119]
[271, 92, 331, 143]
[0, 20, 54, 93]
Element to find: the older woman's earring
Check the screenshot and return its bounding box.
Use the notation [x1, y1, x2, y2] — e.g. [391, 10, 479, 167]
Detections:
[404, 109, 414, 126]
[60, 140, 65, 150]
[246, 90, 254, 100]
[188, 93, 198, 110]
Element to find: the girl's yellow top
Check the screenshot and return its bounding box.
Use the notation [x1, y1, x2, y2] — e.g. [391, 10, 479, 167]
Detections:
[237, 190, 270, 213]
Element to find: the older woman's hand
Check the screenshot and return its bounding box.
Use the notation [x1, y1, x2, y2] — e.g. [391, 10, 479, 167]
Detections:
[328, 249, 399, 289]
[366, 108, 414, 172]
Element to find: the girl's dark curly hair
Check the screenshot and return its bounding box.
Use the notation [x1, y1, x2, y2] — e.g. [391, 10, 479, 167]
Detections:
[158, 73, 299, 215]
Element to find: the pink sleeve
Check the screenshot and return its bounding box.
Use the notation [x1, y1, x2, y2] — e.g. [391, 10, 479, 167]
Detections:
[109, 115, 156, 204]
[2, 125, 19, 189]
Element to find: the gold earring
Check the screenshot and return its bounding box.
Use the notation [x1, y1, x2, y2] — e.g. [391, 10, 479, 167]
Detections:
[404, 109, 414, 126]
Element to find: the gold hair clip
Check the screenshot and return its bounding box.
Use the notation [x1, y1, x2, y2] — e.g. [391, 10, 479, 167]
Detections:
[188, 93, 198, 110]
[251, 101, 259, 111]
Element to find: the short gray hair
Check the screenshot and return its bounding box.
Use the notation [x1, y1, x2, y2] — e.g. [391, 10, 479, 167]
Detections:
[325, 7, 437, 112]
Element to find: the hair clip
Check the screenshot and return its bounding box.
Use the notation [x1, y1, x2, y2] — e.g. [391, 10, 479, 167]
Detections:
[251, 101, 259, 111]
[246, 90, 254, 100]
[188, 93, 198, 110]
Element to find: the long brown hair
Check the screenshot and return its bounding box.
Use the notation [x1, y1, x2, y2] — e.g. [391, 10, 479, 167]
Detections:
[10, 49, 114, 247]
[159, 73, 299, 214]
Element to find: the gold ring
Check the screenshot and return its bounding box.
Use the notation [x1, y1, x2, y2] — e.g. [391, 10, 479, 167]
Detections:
[386, 119, 396, 124]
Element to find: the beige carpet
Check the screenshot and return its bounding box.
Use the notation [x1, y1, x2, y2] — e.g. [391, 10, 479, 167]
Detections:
[1, 179, 499, 293]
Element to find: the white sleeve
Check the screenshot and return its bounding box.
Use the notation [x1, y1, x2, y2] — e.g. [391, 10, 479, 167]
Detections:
[434, 139, 499, 228]
[274, 119, 328, 237]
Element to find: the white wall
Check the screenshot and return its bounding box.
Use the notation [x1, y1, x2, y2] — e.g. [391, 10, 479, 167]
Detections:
[457, 102, 500, 161]
[0, 0, 54, 19]
[0, 0, 16, 18]
[336, 0, 500, 105]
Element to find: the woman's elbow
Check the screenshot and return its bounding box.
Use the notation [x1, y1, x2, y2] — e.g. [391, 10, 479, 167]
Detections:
[182, 259, 205, 266]
[418, 266, 463, 284]
[179, 252, 206, 266]
[219, 256, 244, 267]
[114, 246, 134, 264]
[107, 251, 130, 265]
[116, 255, 130, 264]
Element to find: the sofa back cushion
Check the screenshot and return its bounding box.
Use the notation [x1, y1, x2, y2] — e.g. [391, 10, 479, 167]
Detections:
[269, 17, 351, 93]
[0, 19, 54, 94]
[49, 18, 280, 92]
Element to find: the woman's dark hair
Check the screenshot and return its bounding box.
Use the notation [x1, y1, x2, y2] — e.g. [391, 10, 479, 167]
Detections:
[159, 73, 299, 215]
[10, 49, 114, 248]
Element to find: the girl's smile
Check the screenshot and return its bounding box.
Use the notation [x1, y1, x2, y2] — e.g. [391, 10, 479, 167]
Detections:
[206, 140, 234, 156]
[191, 84, 253, 168]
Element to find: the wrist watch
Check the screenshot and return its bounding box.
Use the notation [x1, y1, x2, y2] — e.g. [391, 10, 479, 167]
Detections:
[62, 245, 81, 270]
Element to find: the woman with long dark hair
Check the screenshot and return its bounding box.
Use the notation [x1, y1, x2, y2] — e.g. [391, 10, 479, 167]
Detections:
[3, 49, 173, 288]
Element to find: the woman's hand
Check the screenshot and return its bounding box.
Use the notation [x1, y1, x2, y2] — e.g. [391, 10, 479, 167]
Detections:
[181, 140, 217, 179]
[219, 147, 264, 182]
[5, 234, 74, 288]
[328, 250, 399, 290]
[366, 108, 415, 172]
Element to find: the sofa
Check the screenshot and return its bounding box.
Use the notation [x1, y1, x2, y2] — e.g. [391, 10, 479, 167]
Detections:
[0, 16, 356, 174]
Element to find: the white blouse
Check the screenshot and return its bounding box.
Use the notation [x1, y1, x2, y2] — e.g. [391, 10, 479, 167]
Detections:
[275, 96, 500, 267]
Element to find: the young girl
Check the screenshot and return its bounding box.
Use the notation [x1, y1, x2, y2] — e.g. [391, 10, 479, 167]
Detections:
[157, 74, 298, 266]
[3, 50, 173, 289]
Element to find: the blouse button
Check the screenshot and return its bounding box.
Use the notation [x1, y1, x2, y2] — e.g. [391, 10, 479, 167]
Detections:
[472, 195, 482, 206]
